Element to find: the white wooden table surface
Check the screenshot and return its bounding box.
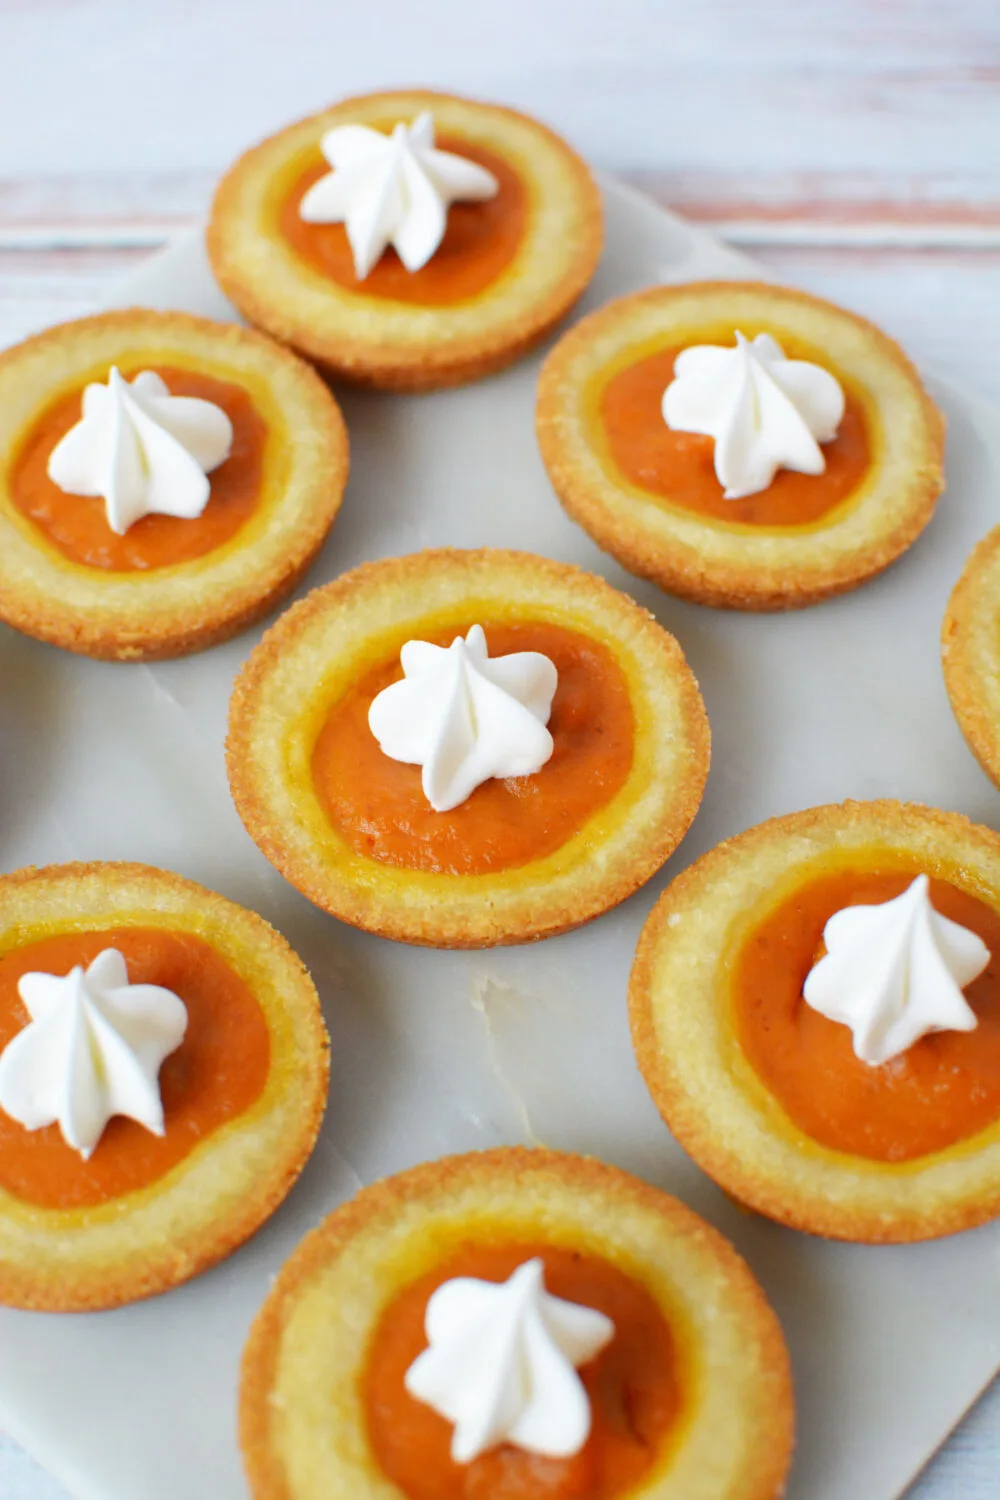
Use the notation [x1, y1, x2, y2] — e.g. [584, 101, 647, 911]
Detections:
[0, 2, 998, 1496]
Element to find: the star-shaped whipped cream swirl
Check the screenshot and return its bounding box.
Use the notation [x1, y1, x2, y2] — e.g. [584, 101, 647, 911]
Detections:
[803, 874, 989, 1065]
[47, 367, 233, 535]
[299, 111, 499, 280]
[0, 947, 188, 1158]
[662, 330, 845, 500]
[368, 623, 558, 812]
[405, 1258, 615, 1462]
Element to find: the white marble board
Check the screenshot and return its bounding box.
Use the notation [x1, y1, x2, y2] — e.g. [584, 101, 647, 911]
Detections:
[0, 179, 998, 1500]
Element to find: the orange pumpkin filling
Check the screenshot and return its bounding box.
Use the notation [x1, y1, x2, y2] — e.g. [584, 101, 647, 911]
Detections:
[278, 137, 527, 306]
[0, 928, 270, 1209]
[311, 621, 635, 877]
[734, 867, 1000, 1161]
[8, 366, 267, 572]
[599, 345, 871, 527]
[365, 1241, 680, 1500]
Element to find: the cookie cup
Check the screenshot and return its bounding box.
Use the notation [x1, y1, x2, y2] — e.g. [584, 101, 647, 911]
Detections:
[208, 89, 603, 390]
[0, 862, 329, 1311]
[630, 800, 1000, 1242]
[942, 524, 1000, 790]
[226, 548, 710, 947]
[0, 309, 348, 660]
[537, 281, 944, 610]
[240, 1147, 793, 1500]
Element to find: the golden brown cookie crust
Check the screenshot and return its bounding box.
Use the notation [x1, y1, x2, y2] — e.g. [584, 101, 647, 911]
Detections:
[208, 89, 603, 391]
[0, 309, 349, 660]
[239, 1146, 793, 1500]
[942, 524, 1000, 790]
[0, 861, 329, 1311]
[226, 548, 710, 948]
[630, 799, 1000, 1242]
[537, 280, 944, 611]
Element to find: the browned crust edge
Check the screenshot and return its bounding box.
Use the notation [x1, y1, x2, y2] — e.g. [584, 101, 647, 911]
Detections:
[0, 861, 330, 1311]
[0, 309, 349, 660]
[536, 280, 946, 611]
[629, 799, 1000, 1242]
[225, 548, 711, 948]
[238, 1146, 794, 1500]
[942, 523, 1000, 791]
[207, 89, 604, 391]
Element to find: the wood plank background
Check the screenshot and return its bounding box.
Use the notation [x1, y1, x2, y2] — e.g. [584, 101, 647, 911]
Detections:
[0, 1, 998, 1495]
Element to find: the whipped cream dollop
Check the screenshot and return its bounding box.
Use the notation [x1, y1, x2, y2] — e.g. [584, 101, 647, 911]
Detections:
[405, 1258, 615, 1463]
[368, 623, 558, 813]
[299, 110, 499, 280]
[662, 330, 845, 500]
[803, 874, 990, 1066]
[47, 367, 233, 536]
[0, 948, 188, 1158]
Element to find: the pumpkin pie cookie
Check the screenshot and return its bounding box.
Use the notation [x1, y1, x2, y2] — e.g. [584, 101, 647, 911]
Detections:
[537, 281, 944, 610]
[226, 549, 710, 947]
[0, 308, 348, 660]
[208, 89, 603, 391]
[630, 799, 1000, 1242]
[0, 861, 329, 1311]
[240, 1147, 793, 1500]
[942, 525, 1000, 790]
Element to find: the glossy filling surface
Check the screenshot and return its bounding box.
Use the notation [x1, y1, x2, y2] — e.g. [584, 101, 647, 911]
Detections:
[734, 867, 1000, 1161]
[365, 1241, 680, 1500]
[311, 621, 635, 876]
[599, 345, 871, 527]
[0, 928, 270, 1208]
[8, 366, 268, 571]
[278, 137, 527, 306]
